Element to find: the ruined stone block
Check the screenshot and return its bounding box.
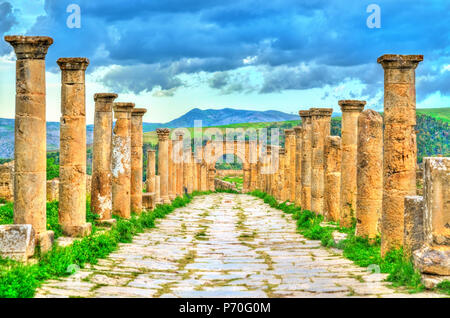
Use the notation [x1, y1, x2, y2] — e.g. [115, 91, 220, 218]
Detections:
[404, 196, 424, 257]
[0, 224, 35, 261]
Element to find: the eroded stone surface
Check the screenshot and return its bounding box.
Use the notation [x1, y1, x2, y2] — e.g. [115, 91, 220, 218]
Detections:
[35, 194, 444, 298]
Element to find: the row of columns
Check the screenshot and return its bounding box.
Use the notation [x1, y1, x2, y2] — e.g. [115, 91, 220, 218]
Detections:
[257, 54, 441, 261]
[4, 36, 150, 253]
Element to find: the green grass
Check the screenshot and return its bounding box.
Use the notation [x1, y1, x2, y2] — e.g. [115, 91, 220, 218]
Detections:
[417, 107, 450, 123]
[0, 191, 212, 298]
[249, 190, 429, 294]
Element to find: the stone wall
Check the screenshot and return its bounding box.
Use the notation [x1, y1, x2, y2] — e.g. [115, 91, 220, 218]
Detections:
[0, 162, 14, 201]
[215, 169, 243, 177]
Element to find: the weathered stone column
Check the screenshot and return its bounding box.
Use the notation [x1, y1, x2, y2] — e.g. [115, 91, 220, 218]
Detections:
[243, 163, 250, 193]
[339, 100, 365, 227]
[293, 127, 303, 207]
[324, 136, 341, 222]
[112, 103, 134, 218]
[355, 109, 383, 241]
[299, 111, 312, 210]
[414, 157, 450, 275]
[278, 149, 286, 201]
[200, 160, 208, 191]
[208, 167, 216, 191]
[185, 150, 193, 194]
[192, 153, 198, 192]
[283, 130, 294, 202]
[168, 138, 176, 200]
[156, 128, 171, 204]
[130, 108, 147, 214]
[146, 149, 156, 193]
[5, 36, 54, 250]
[175, 132, 184, 197]
[310, 108, 333, 214]
[57, 58, 91, 237]
[378, 54, 423, 255]
[265, 145, 272, 194]
[155, 175, 161, 204]
[46, 179, 59, 202]
[91, 93, 117, 223]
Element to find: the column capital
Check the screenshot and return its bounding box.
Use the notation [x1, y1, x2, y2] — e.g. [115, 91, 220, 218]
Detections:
[338, 100, 366, 112]
[113, 102, 135, 113]
[293, 126, 303, 136]
[284, 129, 295, 136]
[156, 128, 171, 141]
[298, 110, 311, 119]
[131, 108, 147, 117]
[4, 35, 53, 60]
[147, 149, 156, 153]
[94, 93, 118, 112]
[57, 57, 90, 71]
[310, 108, 333, 118]
[377, 54, 423, 69]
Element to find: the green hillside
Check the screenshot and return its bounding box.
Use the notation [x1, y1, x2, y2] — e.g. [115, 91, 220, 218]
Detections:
[416, 108, 450, 123]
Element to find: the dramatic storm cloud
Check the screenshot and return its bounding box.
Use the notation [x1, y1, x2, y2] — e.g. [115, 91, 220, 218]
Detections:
[1, 0, 449, 109]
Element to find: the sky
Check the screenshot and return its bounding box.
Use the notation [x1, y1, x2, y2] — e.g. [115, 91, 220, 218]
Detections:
[0, 0, 449, 124]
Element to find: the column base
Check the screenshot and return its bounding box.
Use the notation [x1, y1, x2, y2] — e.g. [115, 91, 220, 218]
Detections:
[62, 223, 92, 238]
[169, 194, 176, 200]
[38, 230, 55, 253]
[414, 245, 450, 276]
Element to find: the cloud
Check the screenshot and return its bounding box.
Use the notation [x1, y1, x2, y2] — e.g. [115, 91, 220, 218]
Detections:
[0, 2, 18, 54]
[3, 0, 449, 101]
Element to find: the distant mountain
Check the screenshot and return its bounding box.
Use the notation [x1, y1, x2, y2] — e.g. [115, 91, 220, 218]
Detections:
[162, 108, 299, 128]
[0, 107, 448, 159]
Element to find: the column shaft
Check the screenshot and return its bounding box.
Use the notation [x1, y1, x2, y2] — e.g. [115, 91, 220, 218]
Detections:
[156, 128, 170, 204]
[324, 136, 341, 222]
[378, 54, 423, 255]
[356, 109, 383, 240]
[92, 93, 117, 222]
[130, 108, 147, 213]
[112, 103, 135, 218]
[300, 111, 312, 210]
[57, 57, 91, 237]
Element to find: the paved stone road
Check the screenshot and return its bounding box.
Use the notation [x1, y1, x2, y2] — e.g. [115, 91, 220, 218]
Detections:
[36, 194, 444, 298]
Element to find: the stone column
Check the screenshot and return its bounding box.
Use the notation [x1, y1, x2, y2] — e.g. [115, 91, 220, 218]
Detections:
[57, 58, 91, 237]
[339, 100, 365, 227]
[156, 128, 171, 204]
[5, 36, 54, 250]
[414, 157, 450, 275]
[243, 164, 250, 193]
[155, 175, 161, 204]
[185, 150, 193, 194]
[175, 132, 184, 197]
[293, 127, 303, 206]
[168, 138, 176, 200]
[356, 109, 383, 241]
[146, 149, 156, 193]
[208, 167, 216, 191]
[299, 111, 312, 210]
[91, 93, 117, 223]
[324, 136, 342, 222]
[112, 103, 134, 218]
[192, 153, 199, 192]
[287, 129, 297, 203]
[278, 149, 286, 201]
[130, 108, 147, 214]
[200, 160, 208, 191]
[378, 54, 423, 255]
[310, 108, 333, 214]
[266, 146, 272, 195]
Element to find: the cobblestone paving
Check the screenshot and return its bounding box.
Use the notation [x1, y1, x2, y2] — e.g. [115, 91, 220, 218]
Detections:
[36, 194, 444, 298]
